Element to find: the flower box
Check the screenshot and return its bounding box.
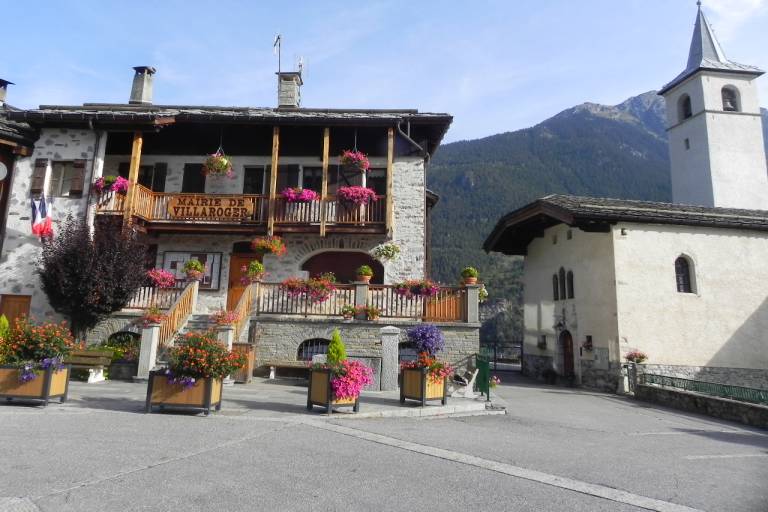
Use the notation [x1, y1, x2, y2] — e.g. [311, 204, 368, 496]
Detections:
[306, 368, 359, 414]
[0, 364, 70, 405]
[399, 367, 447, 406]
[145, 371, 223, 415]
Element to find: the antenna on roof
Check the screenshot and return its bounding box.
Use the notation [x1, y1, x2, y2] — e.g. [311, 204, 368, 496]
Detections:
[273, 34, 282, 73]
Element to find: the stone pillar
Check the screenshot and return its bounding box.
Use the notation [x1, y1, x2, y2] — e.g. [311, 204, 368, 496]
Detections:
[379, 325, 400, 391]
[217, 325, 235, 386]
[464, 284, 480, 323]
[135, 323, 161, 381]
[354, 282, 369, 320]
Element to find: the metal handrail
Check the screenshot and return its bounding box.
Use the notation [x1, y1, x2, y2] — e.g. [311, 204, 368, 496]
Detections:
[641, 373, 768, 405]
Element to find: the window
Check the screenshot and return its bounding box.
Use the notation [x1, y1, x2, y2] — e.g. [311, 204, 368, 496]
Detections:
[301, 166, 323, 191]
[367, 168, 387, 195]
[181, 164, 206, 193]
[552, 274, 559, 301]
[722, 86, 740, 112]
[675, 256, 695, 293]
[684, 138, 690, 150]
[679, 94, 692, 121]
[297, 339, 330, 361]
[243, 166, 266, 194]
[48, 161, 76, 197]
[566, 270, 574, 299]
[559, 268, 566, 300]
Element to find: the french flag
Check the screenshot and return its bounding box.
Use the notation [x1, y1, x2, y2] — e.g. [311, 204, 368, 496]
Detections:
[31, 195, 53, 238]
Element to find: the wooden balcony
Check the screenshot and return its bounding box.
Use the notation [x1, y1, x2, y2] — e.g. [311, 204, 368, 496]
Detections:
[96, 185, 387, 234]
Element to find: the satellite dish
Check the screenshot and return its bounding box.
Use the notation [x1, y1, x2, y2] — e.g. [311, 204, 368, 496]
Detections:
[0, 162, 7, 181]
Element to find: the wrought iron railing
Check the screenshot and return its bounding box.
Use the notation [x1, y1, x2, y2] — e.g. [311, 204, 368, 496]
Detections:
[640, 373, 768, 405]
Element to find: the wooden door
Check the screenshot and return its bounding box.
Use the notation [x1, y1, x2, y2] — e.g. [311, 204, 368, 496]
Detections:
[227, 254, 260, 310]
[560, 331, 574, 377]
[0, 295, 31, 324]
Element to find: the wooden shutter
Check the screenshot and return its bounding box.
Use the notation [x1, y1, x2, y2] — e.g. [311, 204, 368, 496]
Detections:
[69, 159, 86, 196]
[30, 159, 47, 194]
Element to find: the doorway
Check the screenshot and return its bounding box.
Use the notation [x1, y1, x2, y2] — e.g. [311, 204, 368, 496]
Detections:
[0, 295, 31, 324]
[227, 254, 262, 310]
[301, 251, 383, 284]
[559, 330, 574, 378]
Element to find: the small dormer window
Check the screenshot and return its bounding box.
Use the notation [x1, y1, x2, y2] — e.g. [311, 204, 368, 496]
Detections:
[721, 87, 740, 112]
[679, 94, 692, 121]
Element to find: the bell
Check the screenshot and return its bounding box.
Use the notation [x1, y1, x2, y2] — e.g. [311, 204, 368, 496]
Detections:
[723, 98, 737, 111]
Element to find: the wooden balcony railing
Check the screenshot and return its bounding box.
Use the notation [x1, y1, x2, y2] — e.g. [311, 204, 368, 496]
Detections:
[158, 281, 198, 348]
[257, 283, 355, 317]
[125, 286, 184, 310]
[95, 185, 386, 228]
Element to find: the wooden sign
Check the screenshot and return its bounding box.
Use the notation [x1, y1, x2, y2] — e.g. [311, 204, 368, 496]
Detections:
[167, 195, 254, 219]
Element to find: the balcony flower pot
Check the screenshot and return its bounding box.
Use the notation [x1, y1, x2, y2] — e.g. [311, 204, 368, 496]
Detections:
[185, 270, 204, 282]
[400, 367, 447, 406]
[307, 368, 359, 414]
[463, 277, 478, 285]
[0, 364, 70, 405]
[145, 370, 223, 415]
[356, 275, 372, 284]
[460, 266, 479, 285]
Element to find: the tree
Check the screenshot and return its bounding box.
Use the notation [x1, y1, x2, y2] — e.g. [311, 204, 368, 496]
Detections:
[326, 328, 347, 364]
[38, 216, 147, 339]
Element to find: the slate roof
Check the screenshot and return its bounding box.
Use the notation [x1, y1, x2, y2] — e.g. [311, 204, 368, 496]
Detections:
[660, 6, 764, 94]
[484, 194, 768, 255]
[0, 105, 37, 147]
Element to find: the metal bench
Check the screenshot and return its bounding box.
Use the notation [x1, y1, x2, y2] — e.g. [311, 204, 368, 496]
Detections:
[64, 349, 114, 383]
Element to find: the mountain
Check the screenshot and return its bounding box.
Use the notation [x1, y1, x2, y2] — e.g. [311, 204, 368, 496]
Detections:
[428, 93, 768, 305]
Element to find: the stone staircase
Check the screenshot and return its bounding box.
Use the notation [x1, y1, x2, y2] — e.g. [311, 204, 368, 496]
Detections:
[179, 314, 214, 335]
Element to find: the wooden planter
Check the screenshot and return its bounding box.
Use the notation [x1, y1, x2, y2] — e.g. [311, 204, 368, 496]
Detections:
[307, 368, 359, 415]
[232, 343, 255, 384]
[145, 371, 223, 415]
[400, 367, 447, 406]
[0, 364, 70, 406]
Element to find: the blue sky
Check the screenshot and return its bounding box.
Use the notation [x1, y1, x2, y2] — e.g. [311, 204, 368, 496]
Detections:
[3, 0, 767, 142]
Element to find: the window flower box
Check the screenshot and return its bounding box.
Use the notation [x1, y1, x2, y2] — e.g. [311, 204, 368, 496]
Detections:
[0, 364, 70, 405]
[145, 371, 222, 415]
[399, 367, 447, 406]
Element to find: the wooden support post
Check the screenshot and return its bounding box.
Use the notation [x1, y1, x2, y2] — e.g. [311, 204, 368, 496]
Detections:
[386, 127, 395, 236]
[267, 126, 280, 236]
[320, 127, 330, 237]
[123, 131, 143, 227]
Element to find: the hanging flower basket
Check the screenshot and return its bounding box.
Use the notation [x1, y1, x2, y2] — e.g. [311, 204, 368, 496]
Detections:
[393, 279, 440, 298]
[337, 186, 377, 206]
[203, 150, 235, 179]
[93, 175, 130, 195]
[239, 260, 265, 284]
[251, 236, 287, 257]
[340, 150, 370, 173]
[281, 187, 319, 203]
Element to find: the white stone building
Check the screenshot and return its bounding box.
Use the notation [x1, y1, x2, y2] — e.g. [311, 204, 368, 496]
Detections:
[0, 67, 480, 376]
[484, 5, 768, 390]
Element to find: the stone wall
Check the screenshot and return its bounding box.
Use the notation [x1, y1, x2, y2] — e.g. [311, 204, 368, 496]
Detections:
[253, 315, 479, 371]
[522, 353, 553, 381]
[86, 312, 143, 345]
[638, 364, 768, 390]
[581, 359, 621, 392]
[635, 384, 768, 429]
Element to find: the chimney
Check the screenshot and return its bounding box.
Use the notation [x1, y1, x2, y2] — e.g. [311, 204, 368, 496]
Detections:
[129, 66, 156, 105]
[276, 71, 302, 108]
[0, 79, 13, 107]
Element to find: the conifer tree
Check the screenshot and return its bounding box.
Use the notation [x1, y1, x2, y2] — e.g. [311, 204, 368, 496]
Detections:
[326, 328, 347, 364]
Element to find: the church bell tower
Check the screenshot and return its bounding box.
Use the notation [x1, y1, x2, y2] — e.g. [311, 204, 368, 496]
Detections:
[659, 2, 767, 209]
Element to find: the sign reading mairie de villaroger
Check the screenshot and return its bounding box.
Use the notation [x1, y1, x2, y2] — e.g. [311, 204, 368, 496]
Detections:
[167, 195, 254, 219]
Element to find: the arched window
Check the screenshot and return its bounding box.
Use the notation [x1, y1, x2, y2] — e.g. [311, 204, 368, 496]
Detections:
[566, 270, 574, 299]
[678, 94, 692, 121]
[722, 86, 740, 112]
[552, 274, 559, 301]
[297, 338, 330, 361]
[558, 268, 566, 300]
[675, 257, 695, 293]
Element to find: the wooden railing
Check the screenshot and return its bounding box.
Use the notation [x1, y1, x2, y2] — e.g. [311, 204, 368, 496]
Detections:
[158, 281, 198, 348]
[325, 196, 386, 225]
[274, 197, 323, 224]
[233, 282, 257, 342]
[368, 285, 466, 322]
[132, 184, 155, 220]
[257, 283, 355, 317]
[125, 286, 184, 310]
[95, 190, 126, 213]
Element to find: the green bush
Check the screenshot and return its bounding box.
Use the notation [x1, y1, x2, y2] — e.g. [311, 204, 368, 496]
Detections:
[461, 266, 479, 278]
[355, 265, 374, 277]
[0, 315, 9, 340]
[327, 329, 347, 364]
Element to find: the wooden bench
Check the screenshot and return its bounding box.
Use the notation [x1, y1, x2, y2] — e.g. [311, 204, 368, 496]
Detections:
[64, 349, 114, 383]
[451, 368, 479, 398]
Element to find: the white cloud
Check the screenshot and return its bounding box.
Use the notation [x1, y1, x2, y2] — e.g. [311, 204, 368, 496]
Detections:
[704, 0, 767, 40]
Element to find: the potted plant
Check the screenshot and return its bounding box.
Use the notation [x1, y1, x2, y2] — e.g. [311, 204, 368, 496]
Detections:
[142, 306, 167, 327]
[355, 265, 374, 283]
[356, 305, 381, 321]
[371, 242, 400, 262]
[337, 186, 377, 206]
[340, 149, 370, 173]
[251, 236, 287, 257]
[340, 305, 356, 321]
[93, 175, 130, 195]
[240, 260, 265, 284]
[100, 332, 140, 380]
[307, 329, 373, 414]
[280, 275, 337, 304]
[489, 375, 501, 389]
[145, 331, 245, 415]
[281, 187, 319, 203]
[625, 350, 648, 364]
[147, 268, 176, 289]
[0, 317, 74, 405]
[399, 324, 451, 406]
[203, 150, 235, 179]
[461, 266, 479, 285]
[393, 279, 440, 298]
[212, 309, 239, 326]
[183, 259, 205, 282]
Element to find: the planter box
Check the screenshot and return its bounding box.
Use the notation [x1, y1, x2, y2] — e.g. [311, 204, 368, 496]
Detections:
[108, 361, 138, 380]
[145, 371, 223, 415]
[307, 368, 359, 414]
[400, 367, 447, 406]
[0, 364, 70, 406]
[232, 343, 255, 384]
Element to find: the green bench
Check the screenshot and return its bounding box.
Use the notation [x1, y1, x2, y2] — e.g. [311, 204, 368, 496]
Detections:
[64, 349, 114, 383]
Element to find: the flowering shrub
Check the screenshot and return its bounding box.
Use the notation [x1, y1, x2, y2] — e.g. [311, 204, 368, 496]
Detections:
[401, 352, 454, 384]
[478, 284, 489, 303]
[371, 243, 400, 262]
[489, 375, 501, 388]
[407, 324, 445, 355]
[142, 306, 167, 326]
[625, 350, 648, 363]
[280, 275, 337, 304]
[212, 309, 239, 325]
[281, 187, 319, 203]
[203, 150, 235, 179]
[337, 186, 377, 205]
[328, 360, 374, 399]
[251, 236, 287, 257]
[93, 175, 130, 195]
[0, 318, 75, 382]
[147, 268, 176, 289]
[393, 279, 440, 298]
[99, 332, 140, 363]
[164, 331, 246, 388]
[340, 150, 370, 172]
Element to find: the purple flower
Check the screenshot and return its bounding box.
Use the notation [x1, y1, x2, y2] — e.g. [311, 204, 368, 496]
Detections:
[407, 324, 445, 356]
[19, 364, 37, 383]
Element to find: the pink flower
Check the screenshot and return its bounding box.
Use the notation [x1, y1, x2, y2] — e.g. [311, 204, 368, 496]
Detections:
[337, 186, 377, 205]
[281, 187, 319, 203]
[330, 360, 374, 399]
[111, 176, 130, 194]
[147, 268, 176, 289]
